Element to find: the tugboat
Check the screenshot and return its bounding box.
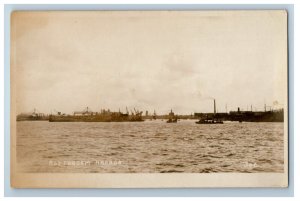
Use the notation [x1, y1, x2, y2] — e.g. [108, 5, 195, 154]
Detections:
[195, 115, 223, 124]
[195, 99, 223, 124]
[166, 109, 178, 123]
[152, 110, 157, 120]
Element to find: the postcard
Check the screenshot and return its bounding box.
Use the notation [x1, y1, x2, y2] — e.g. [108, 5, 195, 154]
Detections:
[10, 10, 288, 188]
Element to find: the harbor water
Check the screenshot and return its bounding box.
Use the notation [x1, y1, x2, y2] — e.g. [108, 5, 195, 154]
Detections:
[16, 120, 284, 173]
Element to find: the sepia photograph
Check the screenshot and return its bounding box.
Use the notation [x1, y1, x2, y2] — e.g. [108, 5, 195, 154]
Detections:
[10, 10, 288, 188]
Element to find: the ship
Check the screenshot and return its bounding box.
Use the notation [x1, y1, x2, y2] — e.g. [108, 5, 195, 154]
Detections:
[166, 109, 178, 123]
[194, 101, 284, 123]
[195, 115, 224, 124]
[195, 99, 224, 124]
[152, 110, 157, 120]
[17, 108, 49, 121]
[49, 107, 144, 122]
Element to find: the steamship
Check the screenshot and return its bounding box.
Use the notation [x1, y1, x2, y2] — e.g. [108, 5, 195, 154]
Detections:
[49, 107, 144, 122]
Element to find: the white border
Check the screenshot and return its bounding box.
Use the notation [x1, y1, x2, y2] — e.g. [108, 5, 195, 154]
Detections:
[1, 0, 298, 199]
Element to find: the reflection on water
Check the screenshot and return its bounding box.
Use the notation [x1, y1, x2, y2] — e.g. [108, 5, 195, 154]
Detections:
[16, 120, 284, 173]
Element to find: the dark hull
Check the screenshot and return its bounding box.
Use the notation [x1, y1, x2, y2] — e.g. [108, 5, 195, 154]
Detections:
[195, 121, 223, 124]
[195, 110, 284, 122]
[17, 117, 49, 121]
[166, 119, 177, 123]
[49, 115, 144, 122]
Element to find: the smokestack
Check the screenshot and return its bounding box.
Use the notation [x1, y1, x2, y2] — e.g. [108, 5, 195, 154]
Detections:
[264, 104, 266, 112]
[214, 99, 216, 114]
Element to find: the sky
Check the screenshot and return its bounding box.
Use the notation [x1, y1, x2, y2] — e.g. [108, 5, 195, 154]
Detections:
[12, 11, 287, 115]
